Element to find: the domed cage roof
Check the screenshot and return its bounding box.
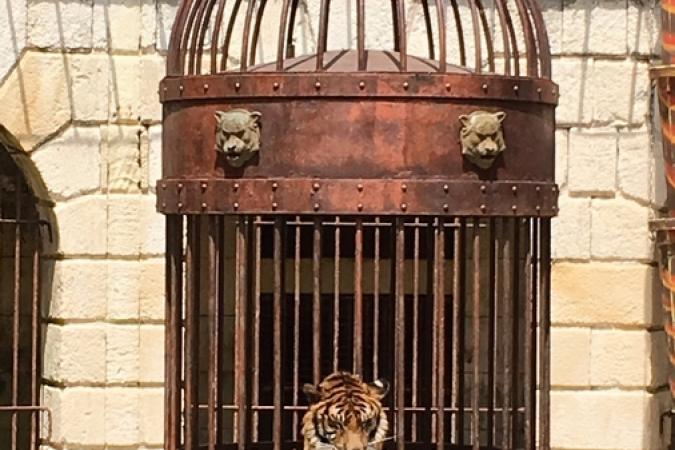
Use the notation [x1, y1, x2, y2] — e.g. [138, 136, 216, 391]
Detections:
[166, 0, 551, 78]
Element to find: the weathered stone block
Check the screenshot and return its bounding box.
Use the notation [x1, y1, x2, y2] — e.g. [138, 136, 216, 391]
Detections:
[43, 324, 106, 383]
[0, 0, 26, 82]
[141, 195, 165, 255]
[551, 326, 591, 386]
[105, 387, 139, 445]
[589, 59, 650, 125]
[139, 388, 164, 445]
[68, 54, 110, 121]
[54, 195, 108, 256]
[107, 194, 142, 255]
[139, 325, 164, 383]
[105, 125, 142, 193]
[48, 260, 107, 320]
[552, 194, 591, 260]
[106, 261, 141, 320]
[552, 262, 655, 326]
[93, 0, 142, 50]
[44, 386, 106, 445]
[27, 0, 93, 49]
[106, 324, 140, 383]
[590, 329, 649, 387]
[157, 0, 180, 51]
[627, 0, 660, 56]
[140, 259, 165, 320]
[562, 0, 627, 55]
[567, 128, 617, 195]
[590, 197, 651, 260]
[31, 126, 101, 200]
[618, 128, 652, 203]
[552, 57, 591, 125]
[555, 128, 568, 187]
[139, 55, 164, 121]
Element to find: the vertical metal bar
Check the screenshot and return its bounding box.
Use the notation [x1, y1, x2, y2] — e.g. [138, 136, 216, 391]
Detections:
[253, 218, 262, 441]
[466, 0, 482, 72]
[11, 179, 21, 450]
[276, 0, 292, 70]
[185, 216, 201, 450]
[208, 216, 222, 450]
[373, 217, 381, 379]
[501, 219, 513, 450]
[273, 217, 284, 450]
[472, 219, 481, 450]
[421, 0, 435, 60]
[313, 218, 322, 384]
[239, 0, 256, 71]
[435, 218, 446, 450]
[391, 0, 400, 52]
[539, 219, 551, 450]
[316, 0, 330, 71]
[411, 219, 420, 441]
[292, 216, 301, 439]
[184, 0, 205, 74]
[513, 0, 537, 76]
[220, 0, 243, 71]
[395, 218, 405, 450]
[166, 216, 183, 450]
[396, 0, 407, 71]
[501, 0, 520, 77]
[435, 0, 446, 72]
[511, 220, 521, 448]
[30, 224, 40, 450]
[333, 218, 341, 372]
[354, 218, 364, 374]
[357, 0, 366, 71]
[448, 0, 467, 68]
[452, 219, 466, 447]
[494, 0, 512, 75]
[249, 0, 268, 66]
[209, 0, 228, 73]
[195, 0, 219, 74]
[475, 0, 495, 72]
[235, 216, 249, 450]
[487, 219, 497, 450]
[524, 0, 552, 78]
[524, 219, 537, 450]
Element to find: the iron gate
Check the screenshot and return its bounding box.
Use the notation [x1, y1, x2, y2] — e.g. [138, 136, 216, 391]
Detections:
[0, 136, 47, 450]
[158, 1, 558, 449]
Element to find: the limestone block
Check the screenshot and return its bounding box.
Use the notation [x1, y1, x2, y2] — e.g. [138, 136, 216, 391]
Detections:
[54, 196, 108, 256]
[649, 330, 670, 389]
[107, 261, 141, 320]
[157, 0, 179, 51]
[561, 0, 627, 55]
[31, 126, 101, 200]
[140, 0, 157, 49]
[589, 59, 651, 125]
[105, 125, 142, 193]
[105, 387, 140, 445]
[551, 326, 591, 386]
[27, 0, 93, 49]
[68, 54, 110, 121]
[618, 128, 652, 203]
[148, 125, 162, 191]
[43, 324, 106, 383]
[141, 195, 165, 255]
[590, 197, 651, 260]
[567, 128, 617, 195]
[552, 57, 591, 125]
[109, 55, 140, 122]
[551, 390, 661, 449]
[0, 0, 26, 82]
[107, 194, 142, 255]
[590, 329, 650, 387]
[139, 325, 164, 383]
[540, 0, 563, 55]
[555, 128, 568, 187]
[551, 194, 591, 260]
[627, 0, 659, 56]
[106, 324, 140, 383]
[139, 388, 164, 445]
[140, 259, 165, 320]
[139, 55, 164, 121]
[49, 260, 107, 320]
[0, 52, 71, 150]
[552, 262, 654, 326]
[44, 386, 106, 445]
[93, 0, 142, 50]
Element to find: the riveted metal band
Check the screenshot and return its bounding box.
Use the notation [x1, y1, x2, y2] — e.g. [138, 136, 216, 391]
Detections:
[156, 178, 559, 216]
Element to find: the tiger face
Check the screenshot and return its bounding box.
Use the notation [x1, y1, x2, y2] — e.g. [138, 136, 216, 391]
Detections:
[302, 372, 390, 450]
[214, 109, 262, 168]
[459, 110, 507, 169]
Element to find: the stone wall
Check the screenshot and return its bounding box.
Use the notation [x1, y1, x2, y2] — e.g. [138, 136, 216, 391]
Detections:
[0, 0, 670, 449]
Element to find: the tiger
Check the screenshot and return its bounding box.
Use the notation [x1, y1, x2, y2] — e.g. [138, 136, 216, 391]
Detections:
[301, 372, 390, 450]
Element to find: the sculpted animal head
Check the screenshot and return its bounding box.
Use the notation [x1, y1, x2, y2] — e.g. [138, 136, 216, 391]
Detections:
[214, 109, 262, 168]
[459, 111, 506, 169]
[302, 372, 390, 450]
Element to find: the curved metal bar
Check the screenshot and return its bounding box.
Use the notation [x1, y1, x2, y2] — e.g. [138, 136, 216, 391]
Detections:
[276, 0, 291, 70]
[449, 0, 467, 67]
[195, 0, 219, 74]
[250, 0, 268, 66]
[210, 0, 229, 73]
[220, 0, 243, 71]
[357, 0, 366, 71]
[316, 0, 330, 71]
[475, 0, 495, 72]
[286, 0, 300, 58]
[524, 0, 551, 78]
[239, 0, 257, 71]
[514, 0, 537, 77]
[422, 0, 435, 60]
[435, 0, 446, 72]
[494, 0, 512, 75]
[186, 0, 207, 74]
[396, 0, 407, 71]
[466, 0, 482, 72]
[502, 0, 520, 77]
[168, 0, 192, 74]
[391, 0, 400, 52]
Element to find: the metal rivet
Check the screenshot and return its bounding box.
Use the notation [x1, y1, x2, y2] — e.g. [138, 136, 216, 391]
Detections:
[162, 202, 166, 208]
[162, 183, 167, 190]
[480, 204, 487, 212]
[359, 81, 366, 89]
[201, 202, 207, 209]
[401, 184, 407, 192]
[403, 82, 409, 90]
[179, 85, 184, 92]
[201, 182, 208, 190]
[552, 186, 557, 192]
[400, 203, 408, 211]
[357, 183, 364, 192]
[178, 202, 183, 208]
[272, 202, 278, 209]
[481, 185, 487, 193]
[443, 184, 449, 193]
[536, 186, 541, 192]
[203, 83, 209, 92]
[512, 186, 518, 193]
[552, 206, 558, 211]
[235, 82, 241, 90]
[357, 203, 363, 211]
[536, 205, 541, 211]
[513, 85, 519, 92]
[482, 83, 488, 91]
[163, 87, 168, 93]
[537, 87, 542, 94]
[552, 88, 556, 95]
[315, 81, 321, 89]
[233, 183, 239, 191]
[313, 203, 320, 211]
[272, 182, 279, 190]
[312, 182, 320, 191]
[512, 205, 517, 211]
[273, 82, 280, 90]
[177, 183, 184, 189]
[445, 83, 451, 91]
[443, 203, 449, 212]
[234, 202, 239, 210]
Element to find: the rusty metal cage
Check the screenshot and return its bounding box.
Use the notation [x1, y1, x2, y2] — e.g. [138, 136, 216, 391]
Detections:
[159, 1, 558, 449]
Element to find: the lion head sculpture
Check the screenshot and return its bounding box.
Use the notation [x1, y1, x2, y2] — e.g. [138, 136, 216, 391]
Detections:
[459, 111, 506, 169]
[214, 109, 262, 168]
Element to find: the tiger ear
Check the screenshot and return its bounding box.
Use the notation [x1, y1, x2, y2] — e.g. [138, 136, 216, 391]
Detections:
[367, 378, 390, 399]
[303, 383, 322, 404]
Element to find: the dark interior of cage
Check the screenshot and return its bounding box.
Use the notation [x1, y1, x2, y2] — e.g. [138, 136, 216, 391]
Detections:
[188, 216, 538, 449]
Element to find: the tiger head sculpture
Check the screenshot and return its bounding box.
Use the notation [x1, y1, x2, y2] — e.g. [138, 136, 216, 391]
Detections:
[459, 110, 507, 169]
[302, 372, 390, 450]
[214, 109, 262, 168]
